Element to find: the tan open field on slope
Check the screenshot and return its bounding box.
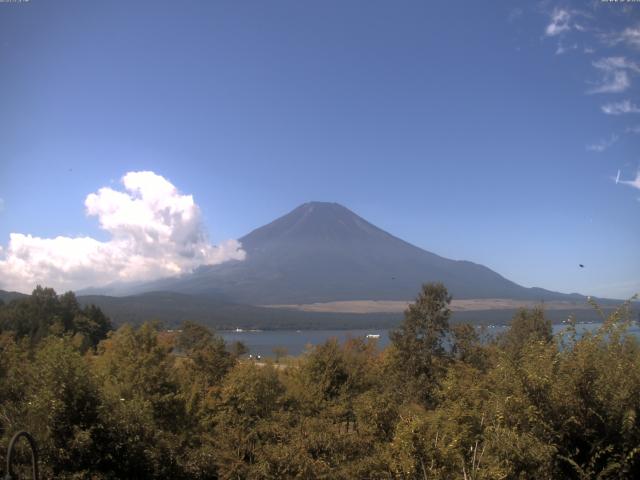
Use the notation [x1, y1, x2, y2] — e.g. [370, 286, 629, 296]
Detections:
[263, 299, 592, 314]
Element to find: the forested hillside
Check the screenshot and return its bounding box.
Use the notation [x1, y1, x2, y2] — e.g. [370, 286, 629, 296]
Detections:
[74, 290, 617, 330]
[1, 285, 639, 479]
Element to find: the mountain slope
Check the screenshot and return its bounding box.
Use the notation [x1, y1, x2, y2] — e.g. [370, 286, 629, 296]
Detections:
[76, 291, 616, 329]
[122, 202, 582, 304]
[0, 290, 29, 303]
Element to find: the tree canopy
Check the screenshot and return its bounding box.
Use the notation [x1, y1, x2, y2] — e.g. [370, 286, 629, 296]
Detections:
[1, 284, 639, 479]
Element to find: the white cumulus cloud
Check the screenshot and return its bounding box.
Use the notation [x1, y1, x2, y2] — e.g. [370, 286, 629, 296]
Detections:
[0, 171, 245, 293]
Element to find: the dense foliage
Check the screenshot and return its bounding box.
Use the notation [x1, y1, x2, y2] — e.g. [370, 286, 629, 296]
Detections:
[1, 284, 639, 479]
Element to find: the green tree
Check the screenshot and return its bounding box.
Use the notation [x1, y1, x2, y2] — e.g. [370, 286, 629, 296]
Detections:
[499, 306, 552, 356]
[0, 333, 30, 441]
[176, 321, 234, 418]
[177, 321, 214, 353]
[0, 287, 111, 348]
[451, 323, 489, 370]
[92, 322, 187, 478]
[76, 303, 112, 349]
[272, 346, 288, 364]
[24, 336, 102, 477]
[389, 282, 452, 405]
[229, 340, 249, 359]
[213, 362, 284, 479]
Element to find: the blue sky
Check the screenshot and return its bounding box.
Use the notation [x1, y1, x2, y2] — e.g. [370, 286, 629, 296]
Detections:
[0, 0, 638, 298]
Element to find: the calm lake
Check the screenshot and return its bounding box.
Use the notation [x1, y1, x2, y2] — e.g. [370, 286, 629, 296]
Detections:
[219, 323, 640, 357]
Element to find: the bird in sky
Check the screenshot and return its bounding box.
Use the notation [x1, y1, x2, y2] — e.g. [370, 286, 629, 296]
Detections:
[579, 264, 584, 268]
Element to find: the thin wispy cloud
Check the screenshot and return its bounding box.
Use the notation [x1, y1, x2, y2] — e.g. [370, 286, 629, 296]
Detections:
[626, 125, 640, 134]
[545, 8, 571, 37]
[601, 99, 640, 115]
[618, 171, 640, 191]
[586, 134, 618, 152]
[602, 24, 640, 50]
[596, 57, 640, 72]
[573, 23, 587, 33]
[0, 198, 4, 213]
[589, 70, 629, 93]
[622, 25, 640, 49]
[556, 41, 578, 55]
[588, 57, 639, 94]
[508, 7, 523, 23]
[543, 8, 594, 58]
[0, 171, 246, 293]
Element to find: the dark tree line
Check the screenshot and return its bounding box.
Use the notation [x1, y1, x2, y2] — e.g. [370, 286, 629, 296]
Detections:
[0, 286, 111, 350]
[1, 284, 639, 479]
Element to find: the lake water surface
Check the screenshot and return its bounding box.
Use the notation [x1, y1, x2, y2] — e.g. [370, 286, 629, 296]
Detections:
[220, 323, 640, 357]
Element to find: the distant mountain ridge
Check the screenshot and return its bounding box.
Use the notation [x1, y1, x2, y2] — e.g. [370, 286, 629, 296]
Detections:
[93, 202, 585, 304]
[0, 290, 28, 304]
[0, 287, 620, 330]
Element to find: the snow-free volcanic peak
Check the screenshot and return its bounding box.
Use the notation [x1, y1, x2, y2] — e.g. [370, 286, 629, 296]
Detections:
[118, 202, 581, 305]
